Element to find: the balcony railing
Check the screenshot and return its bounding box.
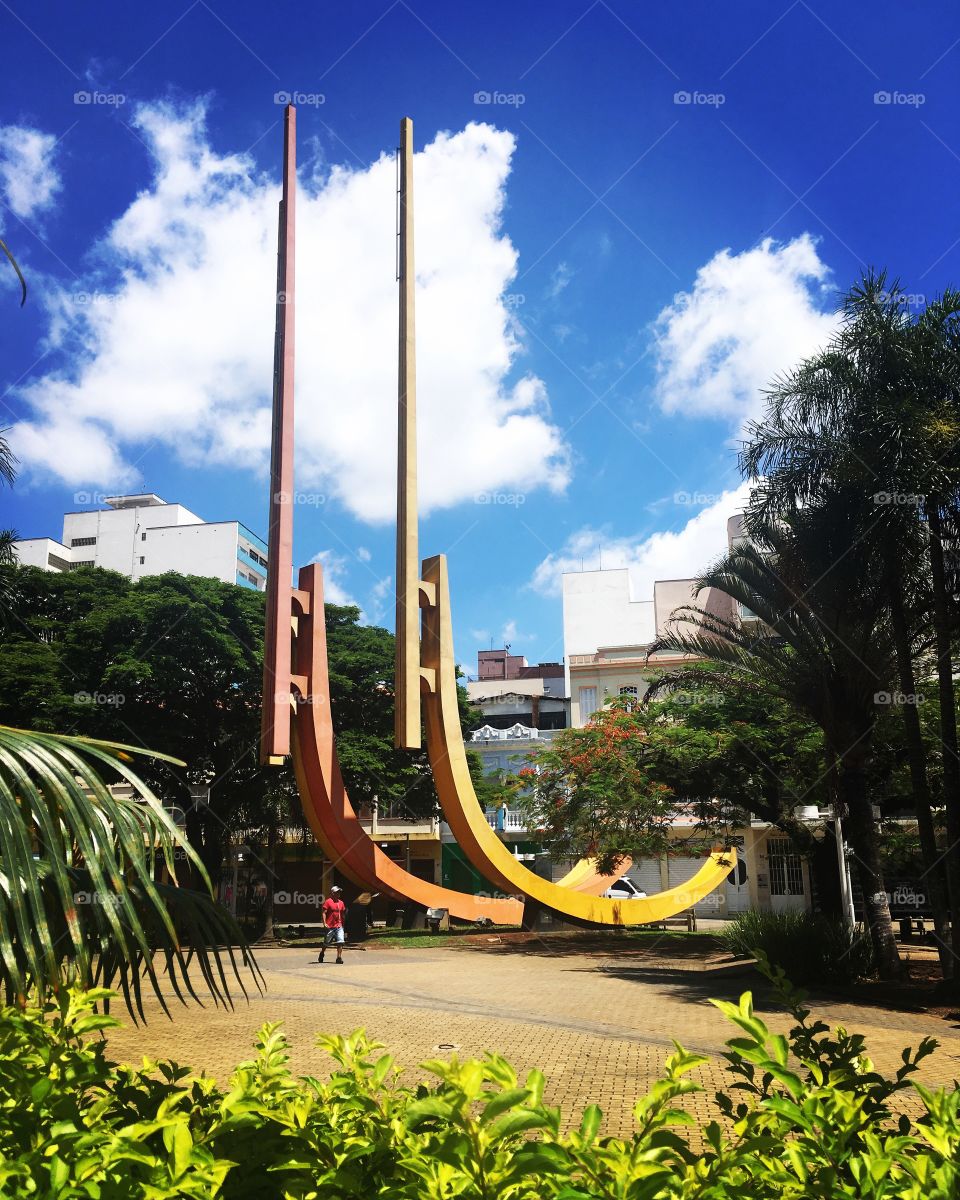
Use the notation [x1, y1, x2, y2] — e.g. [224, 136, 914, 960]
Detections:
[355, 804, 439, 836]
[485, 809, 527, 832]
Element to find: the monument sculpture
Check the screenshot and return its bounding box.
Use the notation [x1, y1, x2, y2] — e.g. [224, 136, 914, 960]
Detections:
[260, 106, 735, 925]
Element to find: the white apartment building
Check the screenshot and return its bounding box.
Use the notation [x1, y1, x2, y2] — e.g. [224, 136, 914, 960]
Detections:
[14, 494, 268, 592]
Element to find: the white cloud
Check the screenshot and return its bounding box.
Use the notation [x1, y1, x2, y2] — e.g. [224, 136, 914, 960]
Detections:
[530, 483, 751, 598]
[0, 124, 61, 227]
[651, 234, 837, 426]
[310, 549, 357, 608]
[500, 617, 534, 646]
[367, 574, 392, 624]
[355, 546, 371, 563]
[530, 236, 838, 606]
[9, 100, 570, 519]
[547, 261, 572, 299]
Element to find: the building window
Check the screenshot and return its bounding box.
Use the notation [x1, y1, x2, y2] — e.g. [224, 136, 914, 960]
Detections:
[579, 686, 598, 722]
[47, 553, 70, 571]
[141, 533, 147, 541]
[767, 838, 804, 896]
[619, 685, 638, 696]
[139, 557, 145, 565]
[70, 560, 95, 570]
[70, 536, 96, 547]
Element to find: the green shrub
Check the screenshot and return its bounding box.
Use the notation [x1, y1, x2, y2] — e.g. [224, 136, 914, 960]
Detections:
[722, 908, 875, 983]
[0, 957, 957, 1198]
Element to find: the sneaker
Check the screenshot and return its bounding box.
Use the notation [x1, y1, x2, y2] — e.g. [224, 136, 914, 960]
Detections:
[335, 958, 344, 964]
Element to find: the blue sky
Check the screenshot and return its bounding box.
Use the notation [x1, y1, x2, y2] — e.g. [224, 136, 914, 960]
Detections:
[1, 1, 958, 671]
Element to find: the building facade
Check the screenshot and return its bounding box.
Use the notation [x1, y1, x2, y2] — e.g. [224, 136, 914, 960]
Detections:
[14, 493, 268, 592]
[563, 569, 736, 723]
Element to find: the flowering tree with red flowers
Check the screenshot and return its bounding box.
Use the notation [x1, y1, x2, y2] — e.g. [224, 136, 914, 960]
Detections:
[515, 697, 682, 875]
[516, 667, 828, 876]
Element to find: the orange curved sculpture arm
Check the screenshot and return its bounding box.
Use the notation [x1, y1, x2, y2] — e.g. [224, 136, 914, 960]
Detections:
[291, 564, 523, 924]
[420, 554, 736, 926]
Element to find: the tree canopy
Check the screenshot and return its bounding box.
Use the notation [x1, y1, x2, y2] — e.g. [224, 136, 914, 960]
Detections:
[0, 565, 483, 883]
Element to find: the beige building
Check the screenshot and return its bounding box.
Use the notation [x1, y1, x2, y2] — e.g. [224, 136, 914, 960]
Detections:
[563, 570, 735, 724]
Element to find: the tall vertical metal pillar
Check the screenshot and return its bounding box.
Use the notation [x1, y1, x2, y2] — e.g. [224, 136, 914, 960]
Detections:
[395, 116, 421, 749]
[260, 104, 297, 764]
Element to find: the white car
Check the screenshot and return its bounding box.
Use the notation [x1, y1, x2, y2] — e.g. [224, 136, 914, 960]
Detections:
[601, 877, 648, 900]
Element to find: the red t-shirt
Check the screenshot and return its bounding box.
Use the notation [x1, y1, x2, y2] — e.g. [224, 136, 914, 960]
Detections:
[322, 898, 346, 929]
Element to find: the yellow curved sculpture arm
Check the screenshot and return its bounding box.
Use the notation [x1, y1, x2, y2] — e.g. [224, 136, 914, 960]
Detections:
[289, 564, 524, 924]
[420, 554, 736, 926]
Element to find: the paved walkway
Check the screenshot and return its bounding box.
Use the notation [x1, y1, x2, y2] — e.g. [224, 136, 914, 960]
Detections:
[103, 943, 960, 1138]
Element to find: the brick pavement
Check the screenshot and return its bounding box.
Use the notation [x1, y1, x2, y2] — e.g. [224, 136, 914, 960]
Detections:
[103, 944, 960, 1139]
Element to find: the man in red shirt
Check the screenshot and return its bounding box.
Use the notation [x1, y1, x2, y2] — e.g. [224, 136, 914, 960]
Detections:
[319, 885, 347, 964]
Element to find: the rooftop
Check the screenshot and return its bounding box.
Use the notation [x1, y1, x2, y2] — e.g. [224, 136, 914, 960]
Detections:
[103, 494, 167, 509]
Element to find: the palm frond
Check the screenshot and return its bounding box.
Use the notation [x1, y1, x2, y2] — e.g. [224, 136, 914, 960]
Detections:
[0, 428, 17, 491]
[0, 240, 26, 307]
[0, 725, 262, 1019]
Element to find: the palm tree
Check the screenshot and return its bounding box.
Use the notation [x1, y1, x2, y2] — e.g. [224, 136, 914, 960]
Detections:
[0, 416, 258, 1013]
[0, 724, 260, 1017]
[649, 498, 902, 978]
[743, 273, 960, 973]
[1, 430, 20, 595]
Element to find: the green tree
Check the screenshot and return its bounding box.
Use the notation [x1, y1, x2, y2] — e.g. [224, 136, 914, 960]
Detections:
[0, 566, 486, 895]
[743, 272, 960, 973]
[650, 496, 903, 978]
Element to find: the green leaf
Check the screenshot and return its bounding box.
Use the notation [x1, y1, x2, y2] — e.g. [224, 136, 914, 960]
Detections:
[579, 1103, 602, 1143]
[479, 1087, 530, 1125]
